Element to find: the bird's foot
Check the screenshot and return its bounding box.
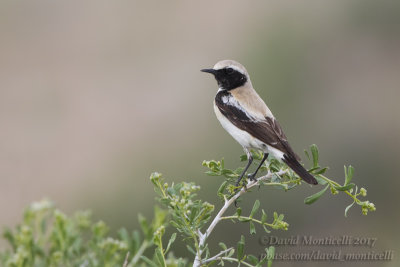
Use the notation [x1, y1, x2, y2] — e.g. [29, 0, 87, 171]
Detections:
[247, 173, 258, 182]
[247, 173, 262, 190]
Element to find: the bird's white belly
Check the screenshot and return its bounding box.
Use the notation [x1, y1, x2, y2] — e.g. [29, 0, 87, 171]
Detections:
[214, 104, 260, 149]
[214, 103, 284, 159]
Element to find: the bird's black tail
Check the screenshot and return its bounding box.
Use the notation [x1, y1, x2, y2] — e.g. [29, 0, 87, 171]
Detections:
[282, 154, 318, 185]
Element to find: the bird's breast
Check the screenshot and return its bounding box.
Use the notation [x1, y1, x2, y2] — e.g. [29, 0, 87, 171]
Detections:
[214, 102, 258, 149]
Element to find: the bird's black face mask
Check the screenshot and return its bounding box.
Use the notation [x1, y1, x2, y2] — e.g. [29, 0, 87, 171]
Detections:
[201, 67, 247, 90]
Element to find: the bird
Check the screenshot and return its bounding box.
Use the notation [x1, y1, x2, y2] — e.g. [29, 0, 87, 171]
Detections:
[201, 60, 318, 188]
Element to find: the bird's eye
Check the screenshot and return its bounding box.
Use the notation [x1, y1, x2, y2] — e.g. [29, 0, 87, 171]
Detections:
[226, 68, 234, 74]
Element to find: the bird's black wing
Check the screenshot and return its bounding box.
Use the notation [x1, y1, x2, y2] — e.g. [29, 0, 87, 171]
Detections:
[215, 91, 300, 161]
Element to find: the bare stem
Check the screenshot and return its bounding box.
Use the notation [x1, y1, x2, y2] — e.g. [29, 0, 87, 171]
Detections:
[211, 257, 255, 267]
[202, 248, 234, 264]
[193, 170, 287, 267]
[122, 251, 130, 267]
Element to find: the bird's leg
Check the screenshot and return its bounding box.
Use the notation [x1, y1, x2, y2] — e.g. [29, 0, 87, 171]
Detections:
[233, 150, 253, 207]
[235, 151, 253, 187]
[248, 153, 269, 181]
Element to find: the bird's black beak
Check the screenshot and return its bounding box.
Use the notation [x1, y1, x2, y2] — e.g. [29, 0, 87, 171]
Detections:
[201, 68, 217, 75]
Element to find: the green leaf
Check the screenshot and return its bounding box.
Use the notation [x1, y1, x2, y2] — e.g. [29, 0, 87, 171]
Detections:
[247, 254, 259, 264]
[261, 209, 267, 224]
[238, 217, 251, 222]
[217, 181, 228, 197]
[234, 167, 244, 176]
[236, 207, 242, 217]
[345, 201, 355, 217]
[221, 169, 238, 178]
[258, 256, 268, 266]
[249, 221, 256, 234]
[307, 166, 320, 173]
[304, 150, 310, 160]
[269, 159, 281, 172]
[165, 233, 176, 253]
[155, 247, 166, 267]
[189, 205, 199, 223]
[314, 175, 328, 185]
[153, 205, 167, 225]
[263, 225, 271, 233]
[140, 256, 158, 267]
[334, 183, 355, 191]
[138, 214, 152, 240]
[271, 174, 281, 183]
[311, 144, 319, 168]
[345, 165, 354, 185]
[267, 246, 275, 267]
[304, 185, 329, 204]
[228, 248, 235, 257]
[186, 245, 196, 255]
[315, 167, 328, 175]
[219, 242, 227, 250]
[205, 171, 219, 176]
[2, 228, 15, 250]
[237, 235, 245, 261]
[286, 184, 298, 190]
[252, 150, 264, 160]
[132, 230, 141, 254]
[250, 200, 260, 218]
[117, 228, 129, 243]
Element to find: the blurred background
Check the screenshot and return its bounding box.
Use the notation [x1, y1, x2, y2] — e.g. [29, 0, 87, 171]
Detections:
[0, 1, 399, 266]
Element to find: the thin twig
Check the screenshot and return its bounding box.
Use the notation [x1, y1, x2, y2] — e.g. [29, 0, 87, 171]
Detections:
[212, 257, 255, 267]
[193, 170, 287, 267]
[122, 251, 130, 267]
[202, 248, 234, 264]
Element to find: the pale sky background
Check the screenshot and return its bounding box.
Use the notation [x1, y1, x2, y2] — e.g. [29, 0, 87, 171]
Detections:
[0, 1, 399, 266]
